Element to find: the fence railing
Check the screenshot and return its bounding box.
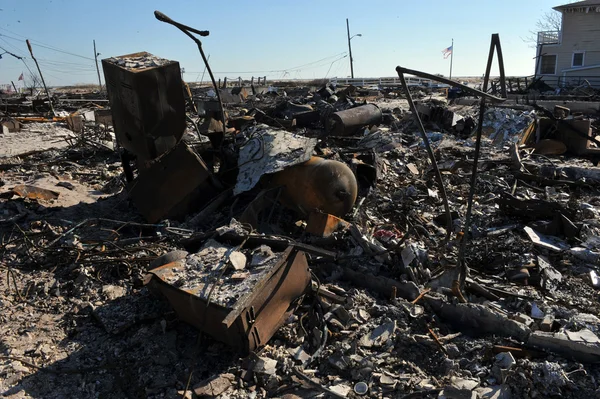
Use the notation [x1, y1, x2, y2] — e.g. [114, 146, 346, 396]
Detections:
[329, 76, 438, 87]
[537, 30, 560, 45]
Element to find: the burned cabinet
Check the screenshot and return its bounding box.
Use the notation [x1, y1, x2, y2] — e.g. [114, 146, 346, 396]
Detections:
[145, 246, 311, 353]
[102, 52, 186, 162]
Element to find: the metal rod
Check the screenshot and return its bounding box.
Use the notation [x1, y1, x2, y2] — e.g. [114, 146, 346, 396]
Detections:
[395, 66, 505, 103]
[457, 33, 507, 293]
[154, 11, 226, 137]
[93, 40, 102, 91]
[154, 10, 209, 37]
[397, 71, 452, 242]
[346, 18, 354, 79]
[495, 36, 507, 98]
[25, 39, 55, 116]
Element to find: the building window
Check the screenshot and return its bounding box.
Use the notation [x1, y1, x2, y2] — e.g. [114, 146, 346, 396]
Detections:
[540, 55, 557, 74]
[572, 52, 584, 67]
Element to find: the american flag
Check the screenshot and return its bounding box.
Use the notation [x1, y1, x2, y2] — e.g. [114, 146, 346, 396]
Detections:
[442, 45, 453, 59]
[18, 73, 24, 81]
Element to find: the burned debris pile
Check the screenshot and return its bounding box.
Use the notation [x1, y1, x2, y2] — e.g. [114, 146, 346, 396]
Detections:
[2, 29, 600, 399]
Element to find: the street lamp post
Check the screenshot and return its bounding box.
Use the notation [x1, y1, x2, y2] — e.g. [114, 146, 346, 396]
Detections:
[346, 18, 361, 79]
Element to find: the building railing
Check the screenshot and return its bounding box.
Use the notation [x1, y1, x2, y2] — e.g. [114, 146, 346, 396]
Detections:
[547, 75, 600, 89]
[537, 30, 560, 45]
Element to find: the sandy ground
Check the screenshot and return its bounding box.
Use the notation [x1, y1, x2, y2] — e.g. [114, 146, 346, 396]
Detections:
[0, 122, 74, 158]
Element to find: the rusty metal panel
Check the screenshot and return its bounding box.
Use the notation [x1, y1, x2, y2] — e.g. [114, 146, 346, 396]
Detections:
[102, 52, 185, 162]
[127, 142, 218, 223]
[144, 247, 311, 353]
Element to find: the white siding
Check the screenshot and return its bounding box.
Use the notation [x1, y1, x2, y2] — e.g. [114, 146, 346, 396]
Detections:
[538, 9, 600, 85]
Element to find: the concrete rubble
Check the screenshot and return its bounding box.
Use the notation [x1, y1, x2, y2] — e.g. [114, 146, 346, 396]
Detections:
[2, 44, 600, 399]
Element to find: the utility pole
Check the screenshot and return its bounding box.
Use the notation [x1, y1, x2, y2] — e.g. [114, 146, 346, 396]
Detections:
[346, 18, 354, 79]
[346, 19, 362, 79]
[93, 40, 102, 91]
[26, 39, 54, 116]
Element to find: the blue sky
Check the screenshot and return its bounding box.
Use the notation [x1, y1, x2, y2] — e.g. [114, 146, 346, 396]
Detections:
[0, 0, 563, 86]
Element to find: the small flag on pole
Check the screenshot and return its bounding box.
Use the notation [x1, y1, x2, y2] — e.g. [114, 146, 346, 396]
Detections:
[18, 73, 24, 81]
[442, 45, 453, 59]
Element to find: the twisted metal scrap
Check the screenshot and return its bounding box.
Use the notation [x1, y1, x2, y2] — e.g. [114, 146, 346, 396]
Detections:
[396, 35, 507, 297]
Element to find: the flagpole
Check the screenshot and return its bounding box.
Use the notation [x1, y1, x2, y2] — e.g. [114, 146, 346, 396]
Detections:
[449, 38, 454, 80]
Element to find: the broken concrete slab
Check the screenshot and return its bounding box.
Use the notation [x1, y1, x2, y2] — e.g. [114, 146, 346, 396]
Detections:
[528, 328, 600, 363]
[450, 377, 479, 391]
[523, 226, 570, 252]
[426, 297, 531, 342]
[193, 373, 235, 397]
[359, 320, 396, 348]
[475, 385, 512, 399]
[439, 387, 478, 399]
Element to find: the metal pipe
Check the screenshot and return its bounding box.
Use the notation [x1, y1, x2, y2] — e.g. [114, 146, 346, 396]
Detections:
[154, 11, 209, 37]
[397, 71, 452, 242]
[395, 66, 505, 103]
[327, 104, 382, 136]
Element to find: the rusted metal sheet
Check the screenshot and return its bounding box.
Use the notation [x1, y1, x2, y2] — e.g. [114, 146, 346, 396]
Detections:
[306, 211, 350, 237]
[326, 104, 382, 136]
[127, 142, 219, 223]
[102, 52, 186, 162]
[12, 185, 59, 201]
[144, 246, 311, 353]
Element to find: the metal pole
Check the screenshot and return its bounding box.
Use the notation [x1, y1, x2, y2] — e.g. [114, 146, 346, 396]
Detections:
[397, 71, 451, 242]
[346, 18, 354, 79]
[395, 66, 505, 103]
[26, 39, 54, 116]
[449, 38, 453, 79]
[154, 11, 226, 136]
[93, 40, 102, 91]
[11, 81, 18, 93]
[457, 33, 507, 295]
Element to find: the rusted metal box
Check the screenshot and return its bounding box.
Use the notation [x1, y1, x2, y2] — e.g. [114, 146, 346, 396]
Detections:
[102, 52, 185, 162]
[144, 246, 311, 353]
[127, 142, 219, 223]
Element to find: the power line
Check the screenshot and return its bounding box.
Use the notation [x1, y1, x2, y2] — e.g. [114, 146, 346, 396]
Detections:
[325, 55, 347, 78]
[0, 45, 22, 60]
[0, 31, 95, 61]
[0, 27, 97, 61]
[0, 37, 27, 58]
[182, 52, 348, 75]
[36, 58, 96, 68]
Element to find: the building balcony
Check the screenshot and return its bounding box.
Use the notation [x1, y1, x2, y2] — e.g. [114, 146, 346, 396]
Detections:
[537, 30, 560, 45]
